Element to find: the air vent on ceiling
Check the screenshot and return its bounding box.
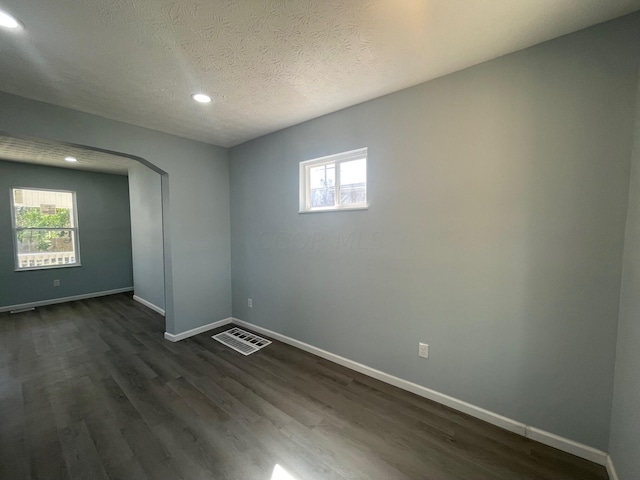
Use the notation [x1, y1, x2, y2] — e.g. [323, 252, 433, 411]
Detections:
[212, 327, 271, 356]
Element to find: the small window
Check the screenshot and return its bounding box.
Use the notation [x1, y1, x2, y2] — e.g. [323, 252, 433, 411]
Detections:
[11, 188, 81, 271]
[299, 147, 368, 212]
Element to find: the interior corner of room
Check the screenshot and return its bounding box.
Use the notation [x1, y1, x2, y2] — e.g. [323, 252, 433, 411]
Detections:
[1, 4, 640, 480]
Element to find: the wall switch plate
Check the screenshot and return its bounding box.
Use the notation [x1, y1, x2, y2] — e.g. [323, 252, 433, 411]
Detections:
[419, 342, 429, 358]
[53, 279, 61, 287]
[248, 298, 252, 308]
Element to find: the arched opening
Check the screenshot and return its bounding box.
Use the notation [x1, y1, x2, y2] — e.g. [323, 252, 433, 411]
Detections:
[0, 133, 173, 333]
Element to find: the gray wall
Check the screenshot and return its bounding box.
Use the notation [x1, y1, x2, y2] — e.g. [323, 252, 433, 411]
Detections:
[0, 160, 132, 307]
[609, 64, 640, 480]
[128, 162, 165, 311]
[230, 14, 640, 450]
[0, 92, 231, 334]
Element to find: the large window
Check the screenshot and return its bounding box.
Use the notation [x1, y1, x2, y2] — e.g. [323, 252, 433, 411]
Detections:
[299, 147, 368, 212]
[11, 188, 80, 270]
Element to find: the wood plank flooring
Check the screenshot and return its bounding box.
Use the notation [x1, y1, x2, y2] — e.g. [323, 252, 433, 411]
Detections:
[0, 294, 608, 480]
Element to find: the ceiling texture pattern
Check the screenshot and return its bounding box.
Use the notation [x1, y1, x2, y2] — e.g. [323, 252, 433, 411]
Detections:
[0, 0, 639, 147]
[0, 136, 137, 175]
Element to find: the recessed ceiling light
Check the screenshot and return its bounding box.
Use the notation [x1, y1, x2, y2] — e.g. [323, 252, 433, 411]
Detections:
[0, 10, 21, 29]
[64, 156, 78, 163]
[191, 93, 212, 104]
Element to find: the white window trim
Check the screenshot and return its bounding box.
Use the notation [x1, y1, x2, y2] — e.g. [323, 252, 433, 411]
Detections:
[11, 187, 82, 271]
[299, 147, 368, 213]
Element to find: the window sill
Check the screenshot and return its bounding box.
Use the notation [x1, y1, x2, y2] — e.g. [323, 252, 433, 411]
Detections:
[15, 263, 82, 272]
[299, 205, 369, 214]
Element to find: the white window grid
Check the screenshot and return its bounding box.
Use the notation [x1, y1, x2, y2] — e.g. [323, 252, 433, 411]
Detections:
[299, 147, 368, 212]
[10, 187, 81, 271]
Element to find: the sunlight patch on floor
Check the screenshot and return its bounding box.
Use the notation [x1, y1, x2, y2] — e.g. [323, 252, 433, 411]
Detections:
[272, 464, 299, 480]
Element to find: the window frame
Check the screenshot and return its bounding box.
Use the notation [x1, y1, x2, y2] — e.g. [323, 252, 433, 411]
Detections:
[299, 147, 368, 213]
[10, 187, 82, 271]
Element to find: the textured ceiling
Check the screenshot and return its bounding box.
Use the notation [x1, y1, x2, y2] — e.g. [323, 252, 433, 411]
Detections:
[0, 135, 137, 175]
[0, 0, 639, 148]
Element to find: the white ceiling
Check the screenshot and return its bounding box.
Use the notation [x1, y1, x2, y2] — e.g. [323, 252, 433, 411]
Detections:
[0, 135, 137, 175]
[0, 0, 639, 148]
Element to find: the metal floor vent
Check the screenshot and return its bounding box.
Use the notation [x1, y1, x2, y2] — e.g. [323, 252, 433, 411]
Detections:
[212, 327, 272, 356]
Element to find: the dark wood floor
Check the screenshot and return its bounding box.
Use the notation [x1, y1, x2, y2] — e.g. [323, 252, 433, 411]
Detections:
[0, 294, 607, 480]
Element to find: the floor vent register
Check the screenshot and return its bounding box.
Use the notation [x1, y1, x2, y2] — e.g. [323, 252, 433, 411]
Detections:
[212, 327, 271, 355]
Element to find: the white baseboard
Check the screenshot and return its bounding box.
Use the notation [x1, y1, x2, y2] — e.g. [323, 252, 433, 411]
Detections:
[133, 295, 165, 316]
[606, 455, 619, 480]
[525, 426, 607, 465]
[232, 317, 608, 466]
[164, 317, 233, 342]
[0, 287, 134, 313]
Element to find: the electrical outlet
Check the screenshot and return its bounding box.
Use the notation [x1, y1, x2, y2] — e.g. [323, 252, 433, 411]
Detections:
[248, 298, 253, 308]
[418, 342, 429, 358]
[53, 279, 61, 287]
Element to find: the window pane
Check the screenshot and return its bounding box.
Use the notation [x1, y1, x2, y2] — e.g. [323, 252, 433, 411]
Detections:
[13, 189, 74, 228]
[309, 163, 335, 208]
[14, 206, 73, 228]
[16, 229, 77, 269]
[340, 158, 366, 205]
[300, 148, 367, 213]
